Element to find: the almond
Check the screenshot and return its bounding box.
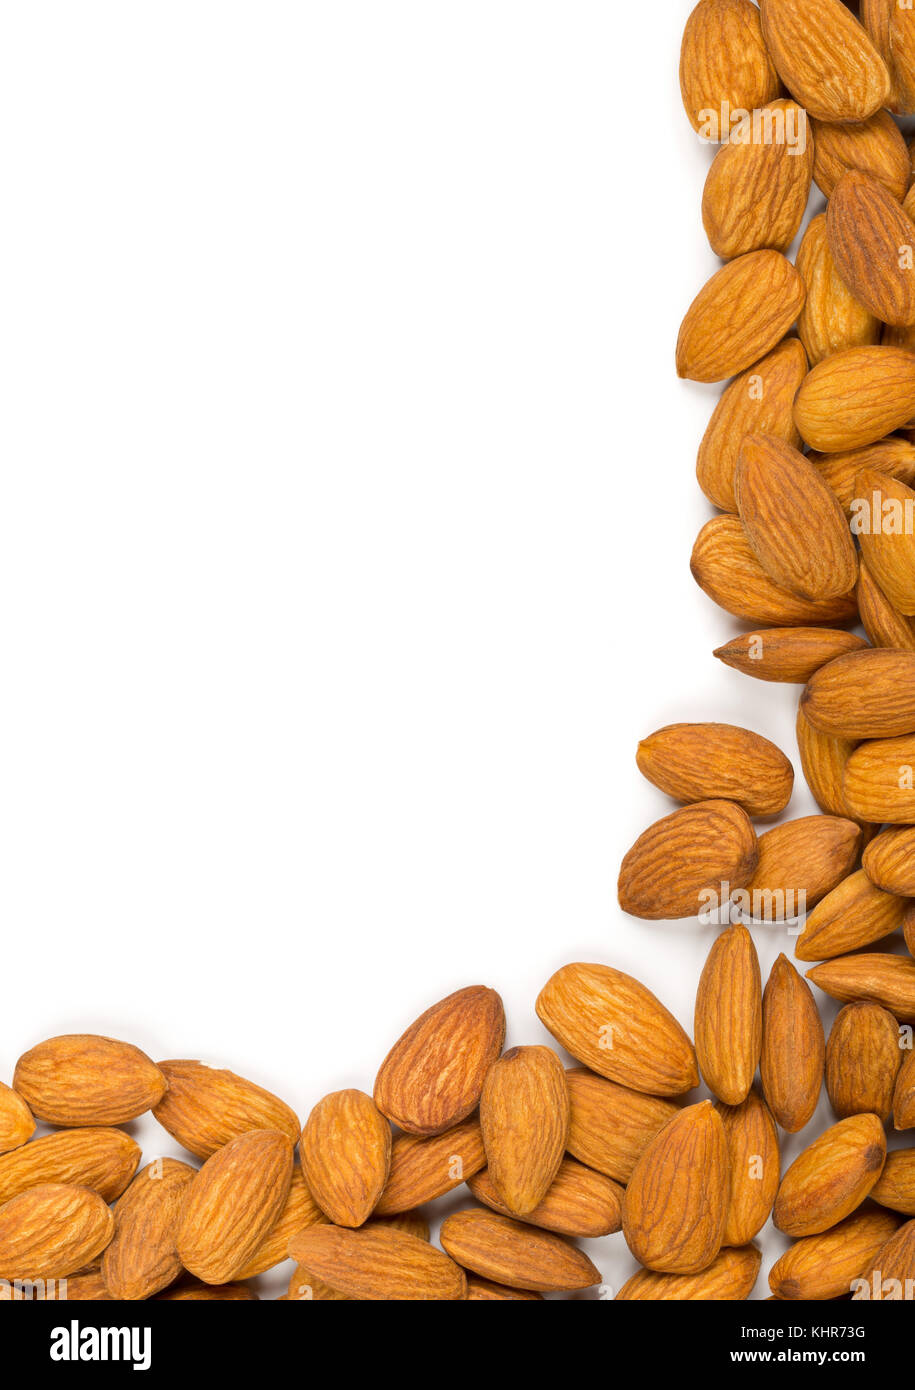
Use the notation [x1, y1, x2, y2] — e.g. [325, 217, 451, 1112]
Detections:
[826, 1003, 905, 1124]
[761, 953, 825, 1133]
[564, 1068, 678, 1183]
[794, 346, 915, 452]
[616, 1244, 761, 1302]
[289, 1223, 466, 1300]
[374, 1120, 485, 1216]
[695, 925, 762, 1106]
[855, 469, 915, 616]
[872, 1149, 915, 1214]
[300, 1089, 391, 1228]
[865, 826, 915, 895]
[13, 1035, 165, 1127]
[233, 1167, 325, 1279]
[466, 1277, 543, 1301]
[0, 1183, 114, 1282]
[795, 870, 912, 963]
[759, 0, 890, 123]
[774, 1113, 886, 1236]
[101, 1158, 196, 1301]
[894, 1050, 915, 1131]
[151, 1059, 300, 1160]
[716, 1090, 780, 1247]
[679, 0, 780, 137]
[858, 1218, 915, 1297]
[479, 1046, 568, 1217]
[844, 733, 915, 823]
[812, 439, 915, 515]
[769, 1207, 901, 1300]
[714, 628, 867, 684]
[796, 707, 864, 823]
[796, 214, 881, 368]
[691, 515, 859, 625]
[468, 1157, 622, 1239]
[176, 1128, 294, 1286]
[807, 952, 915, 1022]
[862, 0, 915, 115]
[618, 799, 758, 920]
[812, 111, 910, 203]
[857, 556, 915, 650]
[696, 339, 807, 513]
[622, 1101, 729, 1275]
[535, 963, 699, 1096]
[827, 171, 915, 328]
[438, 1209, 599, 1292]
[0, 1085, 33, 1156]
[0, 1128, 141, 1206]
[803, 648, 915, 740]
[702, 101, 813, 260]
[157, 1280, 257, 1301]
[636, 722, 793, 817]
[676, 251, 806, 383]
[749, 816, 862, 920]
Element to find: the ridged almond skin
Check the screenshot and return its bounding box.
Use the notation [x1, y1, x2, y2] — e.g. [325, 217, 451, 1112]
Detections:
[858, 557, 915, 651]
[894, 1051, 915, 1131]
[697, 339, 807, 513]
[715, 628, 866, 684]
[796, 215, 880, 368]
[564, 1068, 678, 1183]
[862, 0, 915, 115]
[872, 1149, 915, 1214]
[301, 1089, 391, 1228]
[0, 1183, 115, 1282]
[101, 1158, 196, 1301]
[855, 470, 915, 616]
[827, 171, 915, 328]
[151, 1060, 300, 1160]
[774, 1114, 887, 1236]
[157, 1280, 257, 1301]
[716, 1091, 780, 1247]
[13, 1035, 166, 1127]
[807, 953, 915, 1022]
[616, 1244, 761, 1302]
[859, 1219, 915, 1296]
[676, 251, 806, 384]
[691, 516, 859, 626]
[695, 925, 762, 1106]
[795, 870, 912, 963]
[438, 1209, 600, 1293]
[769, 1207, 901, 1300]
[636, 723, 793, 817]
[289, 1223, 466, 1300]
[702, 102, 813, 260]
[812, 439, 915, 515]
[844, 733, 915, 823]
[761, 953, 825, 1133]
[176, 1128, 294, 1286]
[748, 816, 862, 917]
[622, 1102, 729, 1276]
[375, 1120, 485, 1216]
[374, 986, 505, 1137]
[794, 346, 915, 452]
[812, 112, 910, 202]
[803, 649, 915, 740]
[759, 0, 890, 122]
[736, 435, 858, 601]
[466, 1277, 543, 1301]
[535, 963, 698, 1096]
[468, 1157, 623, 1239]
[618, 799, 758, 921]
[865, 826, 915, 895]
[0, 1085, 34, 1156]
[479, 1046, 569, 1217]
[234, 1167, 325, 1279]
[796, 708, 864, 824]
[826, 1003, 904, 1123]
[679, 0, 780, 136]
[0, 1128, 141, 1206]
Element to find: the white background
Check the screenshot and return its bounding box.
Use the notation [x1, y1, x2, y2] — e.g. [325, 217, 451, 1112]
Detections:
[0, 0, 877, 1299]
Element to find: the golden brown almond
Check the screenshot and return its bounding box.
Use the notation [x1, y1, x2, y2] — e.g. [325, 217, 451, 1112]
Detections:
[826, 1003, 904, 1123]
[374, 986, 505, 1137]
[564, 1068, 678, 1183]
[40, 1270, 111, 1301]
[796, 707, 864, 825]
[864, 826, 915, 895]
[618, 799, 758, 921]
[676, 251, 806, 384]
[375, 1120, 485, 1216]
[696, 339, 807, 513]
[862, 0, 915, 115]
[439, 1209, 599, 1292]
[535, 963, 699, 1096]
[286, 1263, 350, 1301]
[157, 1281, 257, 1301]
[714, 628, 867, 684]
[761, 953, 825, 1133]
[0, 1085, 33, 1157]
[232, 1168, 325, 1280]
[797, 214, 881, 368]
[795, 870, 912, 963]
[736, 435, 858, 601]
[748, 816, 862, 920]
[466, 1277, 543, 1301]
[13, 1035, 165, 1127]
[290, 1223, 466, 1300]
[636, 723, 793, 817]
[857, 557, 915, 651]
[479, 1046, 569, 1217]
[616, 1244, 761, 1302]
[794, 346, 915, 452]
[812, 439, 915, 515]
[300, 1089, 391, 1228]
[844, 733, 915, 823]
[827, 171, 915, 328]
[716, 1090, 780, 1247]
[101, 1158, 196, 1301]
[702, 102, 813, 260]
[807, 953, 915, 1022]
[857, 1219, 915, 1298]
[855, 470, 915, 616]
[774, 1114, 887, 1237]
[894, 1050, 915, 1131]
[803, 649, 915, 740]
[468, 1157, 623, 1239]
[694, 925, 762, 1106]
[176, 1128, 294, 1286]
[759, 0, 890, 122]
[769, 1207, 901, 1300]
[872, 1149, 915, 1214]
[0, 1183, 115, 1282]
[366, 1211, 431, 1242]
[691, 516, 859, 625]
[151, 1059, 300, 1160]
[622, 1101, 729, 1276]
[0, 1128, 141, 1207]
[906, 902, 915, 957]
[679, 0, 780, 137]
[812, 112, 910, 203]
